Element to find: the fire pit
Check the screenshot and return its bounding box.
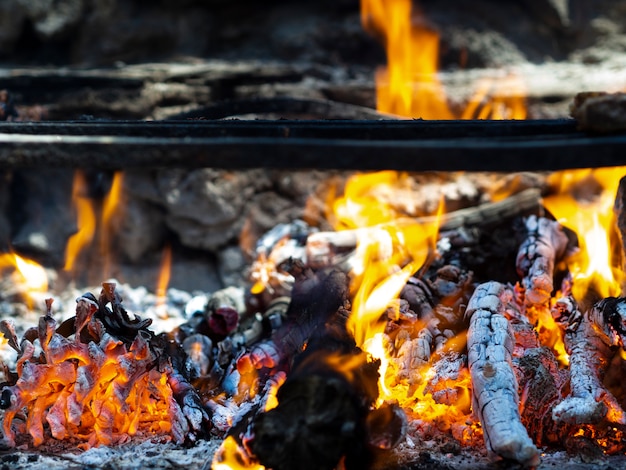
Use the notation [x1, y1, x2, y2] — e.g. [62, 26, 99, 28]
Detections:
[4, 1, 626, 469]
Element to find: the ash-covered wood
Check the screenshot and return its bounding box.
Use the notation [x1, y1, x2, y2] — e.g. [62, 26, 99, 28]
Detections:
[508, 311, 570, 447]
[516, 215, 572, 305]
[465, 282, 540, 466]
[553, 296, 626, 425]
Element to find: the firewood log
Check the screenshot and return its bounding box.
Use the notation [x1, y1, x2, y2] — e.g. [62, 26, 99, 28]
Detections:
[465, 281, 541, 466]
[553, 296, 626, 425]
[516, 215, 571, 305]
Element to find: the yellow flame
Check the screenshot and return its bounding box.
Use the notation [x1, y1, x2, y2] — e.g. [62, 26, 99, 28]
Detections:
[64, 171, 96, 272]
[155, 244, 172, 311]
[361, 0, 453, 118]
[0, 251, 48, 308]
[101, 172, 124, 278]
[360, 0, 526, 119]
[544, 167, 626, 303]
[212, 436, 265, 470]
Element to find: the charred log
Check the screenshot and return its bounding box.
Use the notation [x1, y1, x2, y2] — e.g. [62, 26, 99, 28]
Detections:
[237, 260, 349, 374]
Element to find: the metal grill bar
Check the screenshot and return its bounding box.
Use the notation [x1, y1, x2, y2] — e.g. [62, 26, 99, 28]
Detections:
[0, 119, 624, 171]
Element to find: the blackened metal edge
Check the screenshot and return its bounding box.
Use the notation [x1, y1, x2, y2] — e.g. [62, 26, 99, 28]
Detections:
[0, 120, 623, 171]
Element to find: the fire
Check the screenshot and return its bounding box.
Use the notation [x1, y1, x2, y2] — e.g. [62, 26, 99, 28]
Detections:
[325, 170, 478, 432]
[0, 251, 48, 307]
[543, 167, 626, 305]
[361, 0, 452, 118]
[64, 171, 124, 278]
[64, 171, 96, 272]
[155, 244, 172, 312]
[101, 172, 125, 277]
[360, 0, 526, 119]
[0, 287, 204, 448]
[212, 436, 265, 470]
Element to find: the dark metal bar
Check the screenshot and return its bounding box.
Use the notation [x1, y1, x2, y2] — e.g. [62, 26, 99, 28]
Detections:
[0, 119, 577, 139]
[0, 120, 624, 171]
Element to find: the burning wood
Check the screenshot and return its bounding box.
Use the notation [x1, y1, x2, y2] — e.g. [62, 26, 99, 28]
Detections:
[465, 281, 541, 466]
[553, 296, 626, 426]
[0, 283, 208, 448]
[516, 215, 572, 305]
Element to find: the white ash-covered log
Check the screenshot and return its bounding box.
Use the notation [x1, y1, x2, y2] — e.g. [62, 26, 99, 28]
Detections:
[553, 296, 626, 426]
[465, 281, 541, 466]
[516, 215, 573, 306]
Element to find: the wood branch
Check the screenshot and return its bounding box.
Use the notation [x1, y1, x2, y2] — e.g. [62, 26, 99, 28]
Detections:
[614, 175, 626, 291]
[307, 189, 542, 269]
[553, 297, 626, 425]
[237, 262, 349, 374]
[465, 282, 540, 466]
[516, 215, 571, 305]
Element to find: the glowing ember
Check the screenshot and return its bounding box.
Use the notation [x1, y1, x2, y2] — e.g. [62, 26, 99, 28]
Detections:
[0, 285, 206, 448]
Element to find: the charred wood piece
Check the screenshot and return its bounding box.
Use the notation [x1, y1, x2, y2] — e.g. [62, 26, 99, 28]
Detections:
[516, 215, 572, 305]
[97, 282, 153, 344]
[204, 286, 246, 339]
[553, 296, 626, 425]
[237, 261, 349, 375]
[614, 175, 626, 290]
[465, 281, 540, 466]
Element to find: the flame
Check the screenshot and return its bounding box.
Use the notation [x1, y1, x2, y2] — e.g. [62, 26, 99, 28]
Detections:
[100, 172, 124, 277]
[212, 436, 265, 470]
[0, 251, 48, 308]
[543, 167, 626, 304]
[331, 172, 441, 345]
[155, 244, 172, 312]
[361, 0, 453, 118]
[360, 0, 526, 119]
[327, 171, 477, 432]
[64, 171, 96, 272]
[64, 171, 125, 278]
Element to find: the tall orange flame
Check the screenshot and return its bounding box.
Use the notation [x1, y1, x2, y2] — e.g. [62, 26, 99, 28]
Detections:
[155, 244, 172, 312]
[361, 0, 526, 119]
[100, 172, 124, 278]
[361, 0, 453, 118]
[64, 171, 96, 272]
[544, 167, 626, 304]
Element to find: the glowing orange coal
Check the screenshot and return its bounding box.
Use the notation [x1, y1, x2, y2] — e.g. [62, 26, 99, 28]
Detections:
[361, 0, 526, 119]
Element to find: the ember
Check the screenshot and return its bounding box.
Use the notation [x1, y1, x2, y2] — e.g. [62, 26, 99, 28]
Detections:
[0, 283, 207, 449]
